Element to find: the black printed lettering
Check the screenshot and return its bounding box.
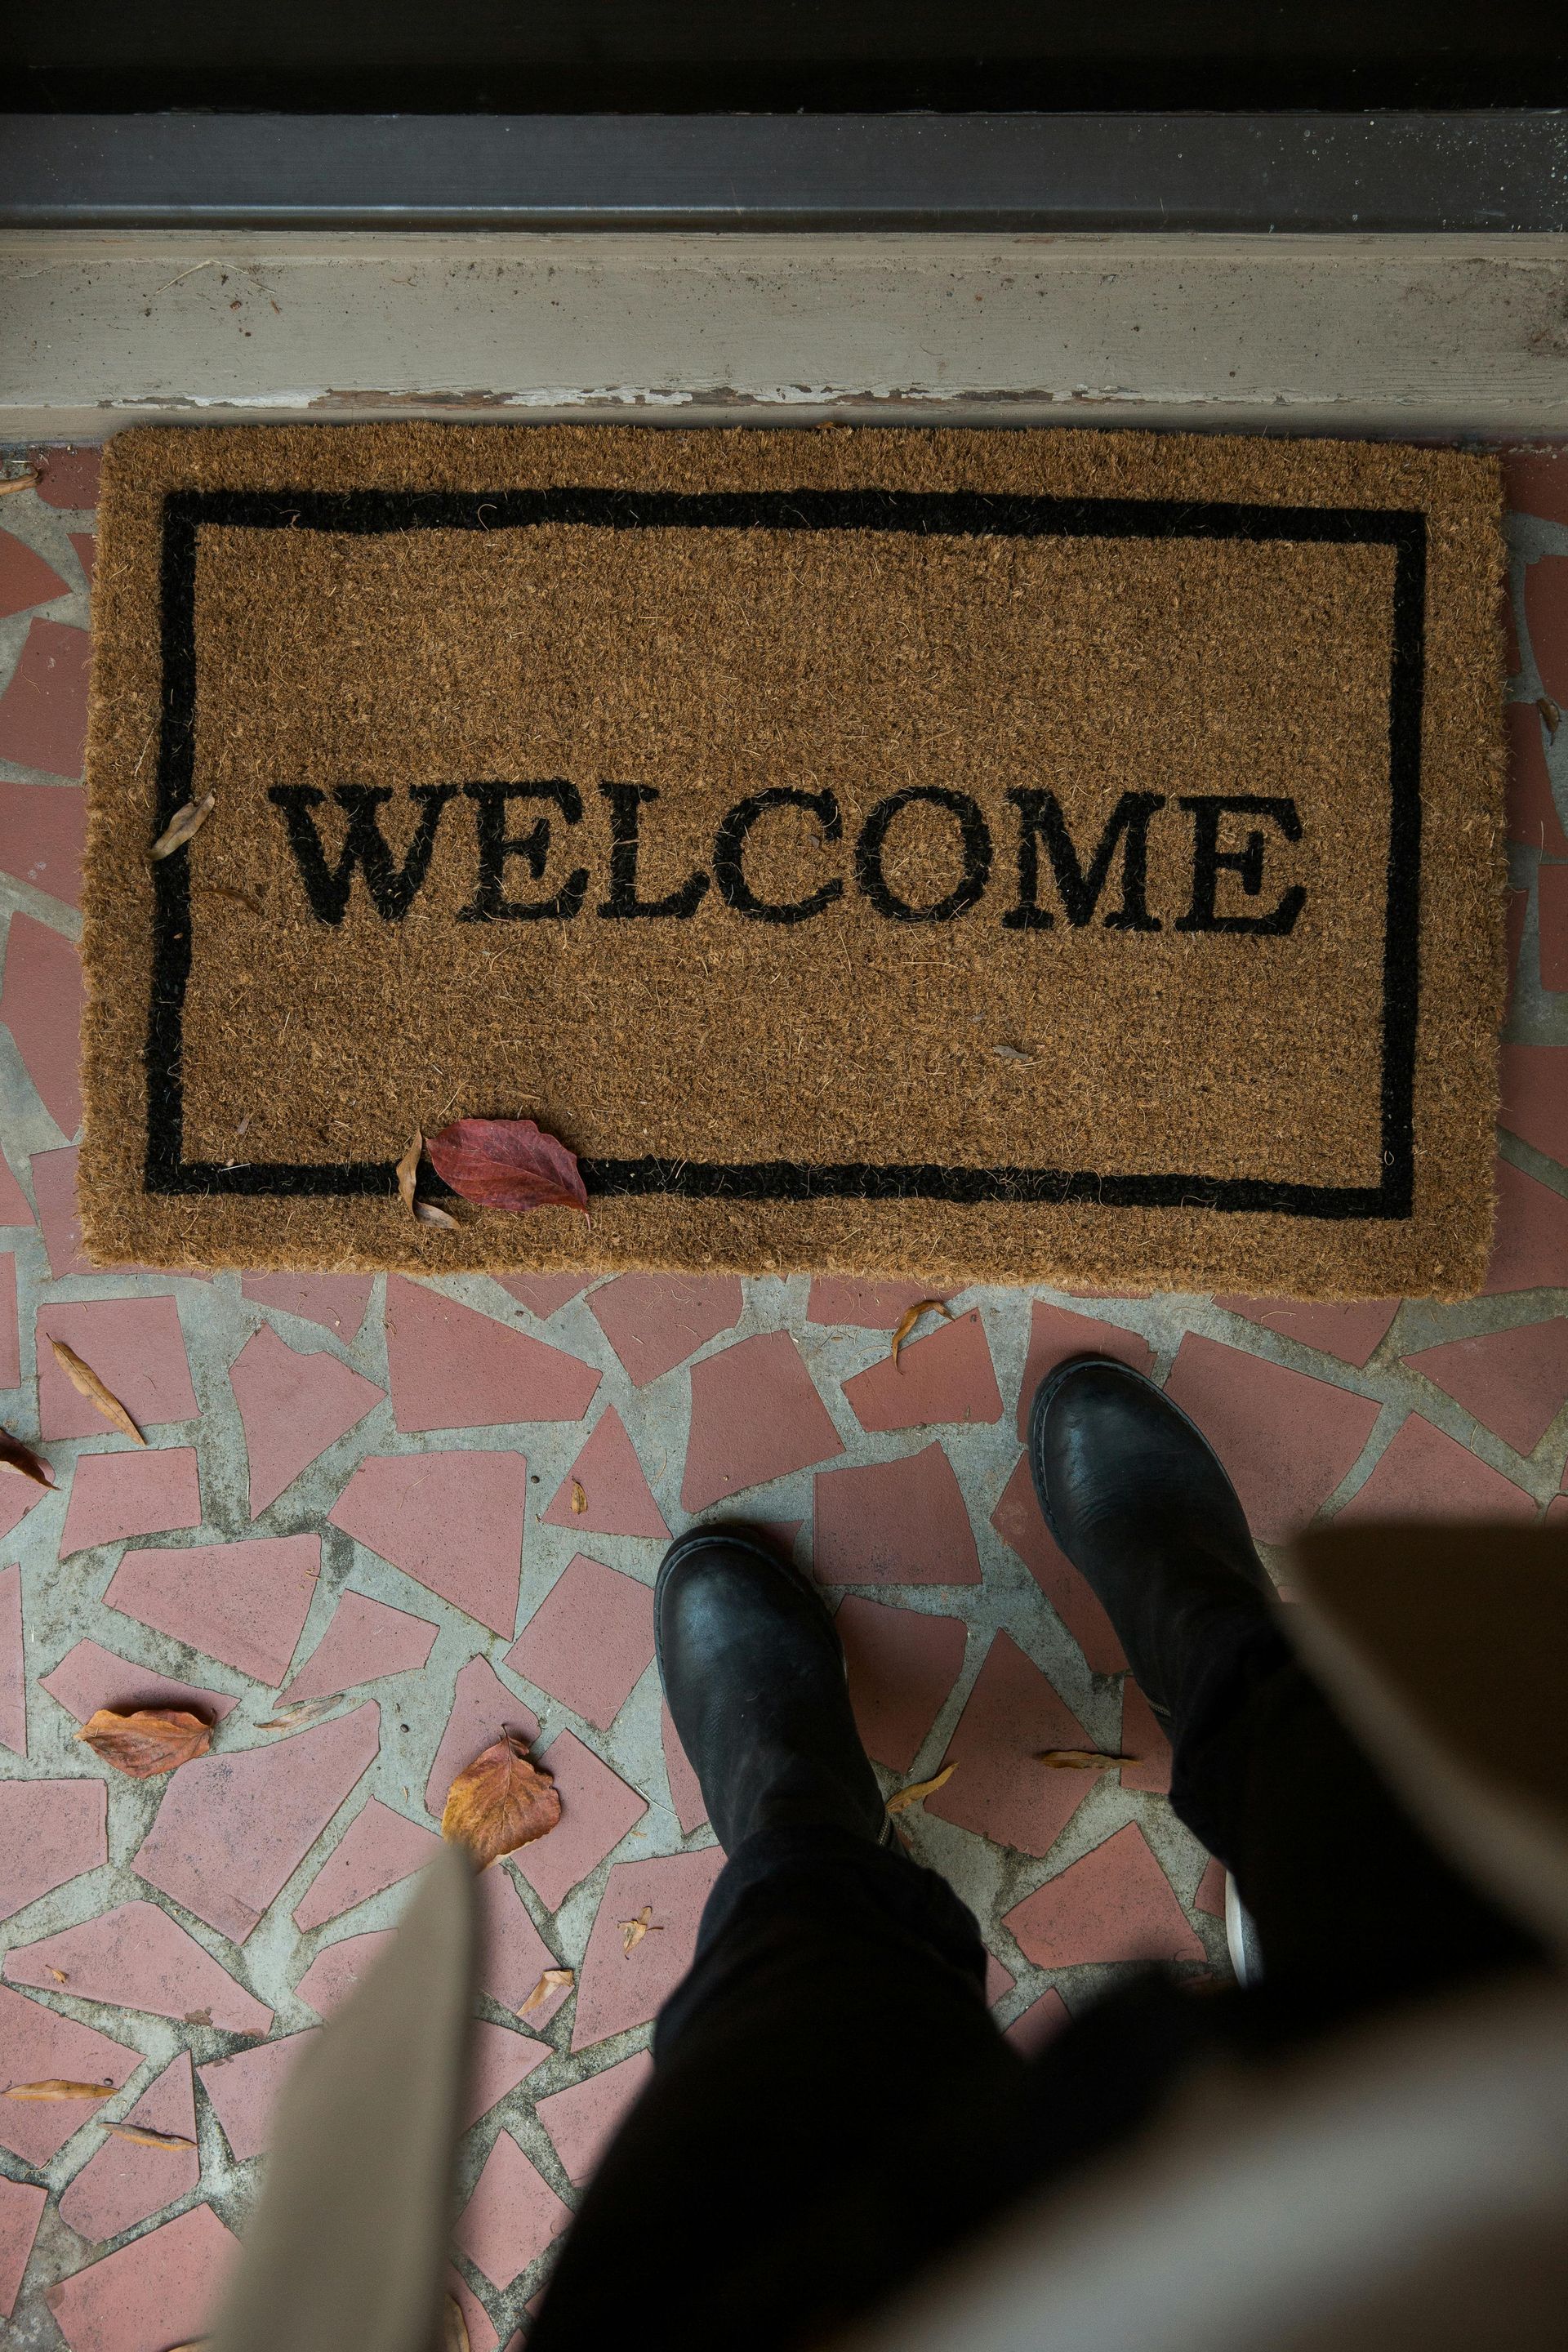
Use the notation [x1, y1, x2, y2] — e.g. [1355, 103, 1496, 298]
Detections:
[597, 782, 710, 920]
[1002, 790, 1164, 931]
[854, 786, 993, 924]
[268, 784, 458, 924]
[457, 781, 589, 923]
[712, 787, 845, 924]
[1174, 795, 1307, 936]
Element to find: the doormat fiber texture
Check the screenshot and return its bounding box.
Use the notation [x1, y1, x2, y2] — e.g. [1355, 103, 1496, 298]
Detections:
[80, 424, 1506, 1295]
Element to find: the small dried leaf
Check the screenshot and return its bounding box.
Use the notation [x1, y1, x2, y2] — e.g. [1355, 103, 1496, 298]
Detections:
[1539, 694, 1562, 740]
[570, 1479, 587, 1515]
[886, 1763, 956, 1814]
[46, 1967, 69, 1984]
[442, 1733, 561, 1869]
[413, 1199, 461, 1231]
[150, 791, 216, 861]
[889, 1298, 953, 1370]
[0, 1425, 55, 1488]
[991, 1041, 1033, 1063]
[100, 2120, 197, 2151]
[75, 1705, 212, 1779]
[618, 1904, 662, 1957]
[518, 1967, 573, 2018]
[427, 1117, 590, 1219]
[183, 2010, 212, 2027]
[257, 1695, 344, 1733]
[200, 880, 266, 916]
[0, 475, 35, 497]
[441, 2296, 471, 2352]
[395, 1129, 422, 1216]
[5, 2078, 114, 2101]
[1036, 1749, 1140, 1771]
[160, 2341, 207, 2351]
[48, 1341, 147, 1446]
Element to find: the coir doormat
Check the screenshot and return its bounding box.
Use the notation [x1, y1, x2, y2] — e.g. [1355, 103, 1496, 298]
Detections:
[80, 425, 1507, 1294]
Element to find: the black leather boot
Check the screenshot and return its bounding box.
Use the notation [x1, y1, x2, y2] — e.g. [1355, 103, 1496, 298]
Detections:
[1028, 1356, 1275, 1717]
[656, 1526, 891, 1855]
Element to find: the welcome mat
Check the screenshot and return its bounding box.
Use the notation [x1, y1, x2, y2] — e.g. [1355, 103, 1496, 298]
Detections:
[80, 424, 1506, 1294]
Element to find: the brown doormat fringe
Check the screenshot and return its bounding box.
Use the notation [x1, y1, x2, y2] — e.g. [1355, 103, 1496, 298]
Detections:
[79, 424, 1506, 1296]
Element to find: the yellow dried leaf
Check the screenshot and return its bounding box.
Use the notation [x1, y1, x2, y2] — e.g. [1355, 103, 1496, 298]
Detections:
[570, 1480, 587, 1515]
[889, 1298, 953, 1370]
[619, 1904, 662, 1957]
[75, 1705, 212, 1779]
[518, 1967, 573, 2018]
[885, 1763, 956, 1813]
[48, 1342, 146, 1446]
[150, 791, 216, 861]
[442, 1734, 561, 1869]
[100, 2120, 197, 2151]
[5, 2078, 114, 2101]
[46, 1967, 68, 1984]
[1036, 1749, 1139, 1770]
[442, 2296, 471, 2352]
[395, 1129, 422, 1216]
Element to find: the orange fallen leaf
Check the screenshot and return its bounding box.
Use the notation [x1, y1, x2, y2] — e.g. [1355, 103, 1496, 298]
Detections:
[426, 1118, 590, 1219]
[150, 791, 216, 861]
[570, 1480, 587, 1515]
[0, 1425, 55, 1488]
[46, 1967, 69, 1984]
[5, 2079, 114, 2101]
[1539, 694, 1561, 741]
[889, 1298, 952, 1370]
[619, 1905, 662, 1957]
[442, 2296, 471, 2352]
[886, 1763, 956, 1813]
[1036, 1750, 1139, 1771]
[75, 1706, 212, 1779]
[100, 2121, 197, 2151]
[518, 1967, 573, 2018]
[442, 1734, 561, 1869]
[48, 1342, 146, 1446]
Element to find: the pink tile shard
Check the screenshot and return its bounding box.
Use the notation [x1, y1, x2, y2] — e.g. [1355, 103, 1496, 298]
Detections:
[536, 2049, 654, 2185]
[0, 778, 85, 906]
[58, 1446, 202, 1557]
[570, 1847, 726, 2051]
[510, 1730, 648, 1915]
[473, 1864, 572, 2019]
[0, 1465, 47, 1548]
[462, 2018, 551, 2131]
[0, 1984, 138, 2163]
[495, 1272, 593, 1320]
[1214, 1296, 1401, 1371]
[0, 528, 69, 617]
[1014, 1303, 1155, 1437]
[1486, 1159, 1568, 1294]
[282, 1588, 438, 1704]
[1507, 448, 1568, 530]
[240, 1272, 374, 1339]
[0, 1147, 31, 1226]
[0, 2174, 47, 2319]
[1404, 1316, 1568, 1455]
[1194, 1856, 1228, 1918]
[1499, 1044, 1568, 1169]
[134, 1701, 381, 1943]
[1505, 701, 1568, 856]
[69, 532, 96, 590]
[30, 1143, 89, 1274]
[1162, 1334, 1381, 1544]
[105, 1531, 320, 1684]
[229, 1322, 384, 1517]
[661, 1705, 707, 1834]
[40, 1640, 235, 1726]
[990, 1454, 1127, 1673]
[29, 445, 102, 510]
[0, 617, 90, 776]
[454, 2129, 572, 2291]
[1004, 1986, 1072, 2056]
[0, 1564, 24, 1757]
[1003, 1824, 1205, 1967]
[4, 1900, 273, 2035]
[0, 1250, 16, 1388]
[293, 1930, 395, 2019]
[506, 1554, 656, 1730]
[292, 1797, 442, 1931]
[1118, 1678, 1173, 1797]
[384, 1276, 599, 1432]
[1, 913, 83, 1136]
[37, 1296, 197, 1441]
[45, 2201, 238, 2352]
[923, 1631, 1099, 1857]
[1526, 551, 1568, 706]
[812, 1442, 980, 1585]
[198, 2031, 317, 2163]
[0, 1776, 107, 1922]
[1541, 863, 1568, 993]
[843, 1308, 1004, 1432]
[1336, 1414, 1538, 1524]
[424, 1655, 541, 1819]
[682, 1330, 844, 1512]
[59, 2052, 199, 2243]
[983, 1949, 1016, 2007]
[837, 1597, 967, 1773]
[330, 1450, 529, 1637]
[539, 1406, 669, 1538]
[588, 1272, 743, 1386]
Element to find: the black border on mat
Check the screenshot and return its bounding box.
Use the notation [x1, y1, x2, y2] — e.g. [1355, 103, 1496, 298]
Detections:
[144, 484, 1426, 1219]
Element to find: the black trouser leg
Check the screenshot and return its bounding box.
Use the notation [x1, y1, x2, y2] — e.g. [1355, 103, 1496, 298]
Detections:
[528, 1824, 1030, 2352]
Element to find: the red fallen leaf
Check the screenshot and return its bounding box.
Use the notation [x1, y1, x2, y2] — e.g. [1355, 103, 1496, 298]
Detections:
[75, 1706, 213, 1778]
[425, 1119, 589, 1219]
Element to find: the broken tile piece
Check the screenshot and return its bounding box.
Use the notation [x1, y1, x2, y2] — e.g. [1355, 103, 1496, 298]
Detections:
[536, 2049, 654, 2185]
[506, 1554, 656, 1730]
[229, 1323, 383, 1517]
[923, 1631, 1099, 1857]
[1486, 1159, 1568, 1295]
[1, 913, 83, 1137]
[836, 1597, 967, 1773]
[29, 446, 102, 509]
[1214, 1296, 1401, 1371]
[807, 1277, 957, 1329]
[1526, 550, 1568, 706]
[29, 1144, 89, 1275]
[240, 1272, 374, 1339]
[105, 1532, 319, 1685]
[39, 1641, 234, 1726]
[1336, 1414, 1538, 1523]
[0, 617, 90, 776]
[384, 1276, 599, 1432]
[1163, 1334, 1381, 1543]
[0, 1777, 107, 1922]
[1404, 1316, 1568, 1455]
[135, 1702, 380, 1943]
[293, 1931, 395, 2019]
[990, 1454, 1127, 1673]
[37, 1296, 197, 1441]
[59, 2052, 199, 2243]
[282, 1588, 438, 1704]
[495, 1272, 592, 1320]
[198, 2031, 317, 2163]
[424, 1655, 541, 1820]
[1014, 1303, 1154, 1437]
[0, 2174, 47, 2319]
[0, 1985, 138, 2164]
[0, 1252, 16, 1388]
[0, 1466, 47, 1547]
[0, 1149, 31, 1227]
[58, 1446, 202, 1558]
[68, 532, 96, 591]
[292, 1797, 442, 1931]
[0, 778, 85, 907]
[1499, 1043, 1568, 1169]
[1004, 1986, 1071, 2056]
[538, 1407, 669, 1538]
[1003, 1824, 1205, 1967]
[474, 1864, 571, 2018]
[588, 1272, 743, 1386]
[454, 2129, 572, 2292]
[46, 2201, 238, 2352]
[330, 1450, 529, 1637]
[0, 1565, 24, 1757]
[1541, 862, 1568, 992]
[510, 1730, 648, 1915]
[570, 1848, 726, 2052]
[661, 1704, 707, 1834]
[843, 1308, 1003, 1432]
[813, 1442, 980, 1585]
[0, 528, 69, 617]
[1118, 1679, 1173, 1797]
[1505, 699, 1568, 856]
[682, 1330, 844, 1512]
[983, 1949, 1015, 2007]
[4, 1900, 273, 2035]
[1194, 1856, 1228, 1918]
[463, 2018, 550, 2132]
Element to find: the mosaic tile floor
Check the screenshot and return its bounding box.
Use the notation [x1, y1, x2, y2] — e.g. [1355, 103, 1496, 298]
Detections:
[2, 441, 1566, 2351]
